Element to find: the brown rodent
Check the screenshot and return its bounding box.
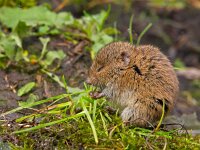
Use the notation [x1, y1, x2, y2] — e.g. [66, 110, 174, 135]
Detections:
[86, 42, 179, 127]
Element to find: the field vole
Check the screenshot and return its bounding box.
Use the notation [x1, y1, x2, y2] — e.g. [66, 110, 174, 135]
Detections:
[86, 42, 179, 127]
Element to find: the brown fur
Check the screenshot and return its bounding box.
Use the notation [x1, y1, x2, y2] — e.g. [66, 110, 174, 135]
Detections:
[87, 42, 179, 127]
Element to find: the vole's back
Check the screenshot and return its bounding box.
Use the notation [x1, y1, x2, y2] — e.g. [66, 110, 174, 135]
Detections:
[87, 42, 179, 127]
[120, 44, 178, 110]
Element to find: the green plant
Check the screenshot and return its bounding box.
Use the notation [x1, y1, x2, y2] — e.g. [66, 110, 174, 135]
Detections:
[66, 6, 119, 59]
[0, 5, 118, 67]
[0, 6, 69, 68]
[17, 82, 36, 97]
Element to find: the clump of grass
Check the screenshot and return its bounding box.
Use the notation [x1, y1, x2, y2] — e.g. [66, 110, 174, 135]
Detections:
[0, 83, 200, 149]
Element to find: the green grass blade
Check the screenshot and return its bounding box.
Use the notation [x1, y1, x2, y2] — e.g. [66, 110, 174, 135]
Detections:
[0, 94, 68, 117]
[155, 99, 165, 131]
[136, 23, 152, 46]
[128, 14, 134, 44]
[92, 100, 97, 122]
[81, 99, 98, 144]
[13, 111, 85, 134]
[39, 37, 50, 61]
[100, 111, 108, 136]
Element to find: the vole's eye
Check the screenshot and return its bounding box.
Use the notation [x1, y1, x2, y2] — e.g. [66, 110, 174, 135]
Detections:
[97, 66, 104, 72]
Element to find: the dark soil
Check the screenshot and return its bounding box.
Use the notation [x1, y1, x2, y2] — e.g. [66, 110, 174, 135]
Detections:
[0, 36, 92, 119]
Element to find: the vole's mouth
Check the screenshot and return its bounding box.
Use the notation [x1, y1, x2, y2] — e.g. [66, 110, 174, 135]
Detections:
[89, 86, 105, 99]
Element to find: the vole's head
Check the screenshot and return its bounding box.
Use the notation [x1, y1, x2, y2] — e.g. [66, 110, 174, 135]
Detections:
[86, 42, 134, 89]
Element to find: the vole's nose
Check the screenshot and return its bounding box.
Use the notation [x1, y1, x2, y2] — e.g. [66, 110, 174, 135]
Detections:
[86, 78, 92, 85]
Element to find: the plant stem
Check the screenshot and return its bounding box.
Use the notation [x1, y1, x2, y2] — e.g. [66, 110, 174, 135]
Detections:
[81, 99, 98, 144]
[128, 14, 134, 44]
[136, 23, 152, 46]
[154, 99, 165, 131]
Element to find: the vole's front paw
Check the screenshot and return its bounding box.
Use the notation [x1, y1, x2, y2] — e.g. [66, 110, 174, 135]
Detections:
[105, 106, 117, 115]
[89, 91, 105, 99]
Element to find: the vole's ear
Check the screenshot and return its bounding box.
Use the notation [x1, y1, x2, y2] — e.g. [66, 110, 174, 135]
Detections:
[121, 51, 130, 65]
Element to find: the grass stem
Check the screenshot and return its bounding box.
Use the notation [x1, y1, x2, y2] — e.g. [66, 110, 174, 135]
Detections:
[128, 14, 134, 44]
[155, 99, 165, 131]
[81, 99, 98, 144]
[136, 23, 152, 46]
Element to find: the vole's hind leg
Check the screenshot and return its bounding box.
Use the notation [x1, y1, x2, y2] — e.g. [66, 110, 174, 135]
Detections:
[121, 107, 135, 125]
[121, 106, 155, 127]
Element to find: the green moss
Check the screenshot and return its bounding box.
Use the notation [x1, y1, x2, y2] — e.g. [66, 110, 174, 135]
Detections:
[1, 110, 200, 149]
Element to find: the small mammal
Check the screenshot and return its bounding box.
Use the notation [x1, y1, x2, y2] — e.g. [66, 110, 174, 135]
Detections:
[86, 42, 179, 127]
